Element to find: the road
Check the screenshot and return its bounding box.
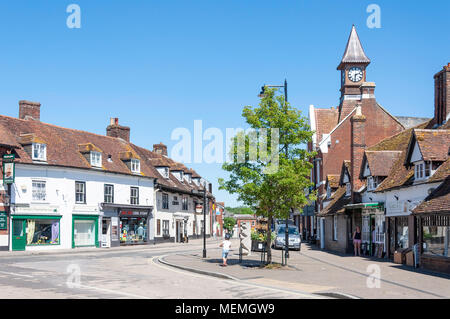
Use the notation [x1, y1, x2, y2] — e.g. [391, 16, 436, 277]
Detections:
[0, 241, 321, 299]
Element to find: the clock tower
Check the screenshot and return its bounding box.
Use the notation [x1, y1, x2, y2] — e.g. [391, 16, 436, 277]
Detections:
[337, 25, 371, 121]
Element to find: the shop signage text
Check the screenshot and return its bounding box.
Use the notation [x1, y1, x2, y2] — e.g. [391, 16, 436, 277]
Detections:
[120, 210, 148, 217]
[0, 211, 7, 230]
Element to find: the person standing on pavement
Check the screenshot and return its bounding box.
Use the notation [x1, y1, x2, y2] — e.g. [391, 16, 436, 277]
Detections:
[353, 226, 362, 256]
[219, 233, 231, 266]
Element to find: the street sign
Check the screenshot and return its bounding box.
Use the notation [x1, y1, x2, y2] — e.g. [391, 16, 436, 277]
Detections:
[0, 212, 7, 230]
[2, 154, 15, 184]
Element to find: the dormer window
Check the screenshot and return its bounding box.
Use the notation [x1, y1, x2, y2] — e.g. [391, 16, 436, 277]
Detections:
[90, 151, 102, 167]
[32, 143, 47, 161]
[367, 176, 378, 191]
[345, 183, 351, 197]
[164, 167, 169, 178]
[131, 159, 140, 174]
[326, 184, 331, 199]
[415, 161, 431, 181]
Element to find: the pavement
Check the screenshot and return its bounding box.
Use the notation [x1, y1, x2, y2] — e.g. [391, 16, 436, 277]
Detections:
[160, 239, 450, 299]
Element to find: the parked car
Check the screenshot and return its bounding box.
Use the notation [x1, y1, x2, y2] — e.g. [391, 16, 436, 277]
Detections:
[273, 225, 301, 251]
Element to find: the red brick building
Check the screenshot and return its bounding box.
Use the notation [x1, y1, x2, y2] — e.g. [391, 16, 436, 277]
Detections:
[308, 26, 427, 252]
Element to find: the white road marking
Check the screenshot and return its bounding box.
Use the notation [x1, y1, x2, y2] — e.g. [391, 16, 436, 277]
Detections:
[0, 271, 33, 278]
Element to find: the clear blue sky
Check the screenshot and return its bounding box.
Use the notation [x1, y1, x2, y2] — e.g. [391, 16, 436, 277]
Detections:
[0, 1, 449, 206]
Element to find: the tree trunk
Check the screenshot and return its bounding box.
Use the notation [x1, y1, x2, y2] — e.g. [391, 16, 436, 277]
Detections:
[266, 214, 273, 264]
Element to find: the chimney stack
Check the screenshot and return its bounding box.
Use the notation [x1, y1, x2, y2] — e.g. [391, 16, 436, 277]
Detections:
[434, 63, 450, 126]
[19, 100, 41, 121]
[106, 118, 130, 142]
[153, 142, 168, 156]
[350, 104, 366, 203]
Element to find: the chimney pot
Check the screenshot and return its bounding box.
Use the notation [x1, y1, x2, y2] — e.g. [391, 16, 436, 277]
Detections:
[106, 118, 130, 142]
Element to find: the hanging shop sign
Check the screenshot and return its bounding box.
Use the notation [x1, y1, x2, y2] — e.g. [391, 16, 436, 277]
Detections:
[195, 205, 203, 213]
[2, 154, 15, 185]
[0, 211, 7, 230]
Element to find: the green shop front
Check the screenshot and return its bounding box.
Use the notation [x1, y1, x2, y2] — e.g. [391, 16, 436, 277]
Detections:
[11, 215, 61, 251]
[72, 215, 99, 248]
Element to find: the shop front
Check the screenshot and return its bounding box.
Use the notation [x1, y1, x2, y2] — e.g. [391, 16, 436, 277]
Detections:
[119, 209, 150, 245]
[360, 204, 385, 258]
[72, 215, 99, 248]
[11, 215, 61, 251]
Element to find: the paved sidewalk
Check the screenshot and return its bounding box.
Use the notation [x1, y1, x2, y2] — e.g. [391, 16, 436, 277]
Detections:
[161, 243, 450, 299]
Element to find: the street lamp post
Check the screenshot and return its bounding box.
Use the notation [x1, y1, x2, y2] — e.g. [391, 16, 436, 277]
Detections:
[259, 79, 291, 266]
[192, 185, 208, 258]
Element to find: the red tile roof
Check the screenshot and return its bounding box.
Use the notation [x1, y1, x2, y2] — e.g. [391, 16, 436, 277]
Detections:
[408, 129, 450, 162]
[314, 107, 339, 143]
[362, 150, 402, 177]
[412, 176, 450, 215]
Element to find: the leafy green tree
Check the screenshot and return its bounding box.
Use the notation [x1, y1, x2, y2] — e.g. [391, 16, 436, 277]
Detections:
[223, 217, 236, 234]
[225, 206, 255, 215]
[219, 87, 316, 263]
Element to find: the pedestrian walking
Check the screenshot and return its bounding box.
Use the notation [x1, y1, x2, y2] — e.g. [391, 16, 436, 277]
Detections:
[219, 233, 231, 266]
[353, 226, 362, 256]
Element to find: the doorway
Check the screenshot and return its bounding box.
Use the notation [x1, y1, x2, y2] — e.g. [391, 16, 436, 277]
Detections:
[12, 219, 26, 251]
[101, 218, 111, 248]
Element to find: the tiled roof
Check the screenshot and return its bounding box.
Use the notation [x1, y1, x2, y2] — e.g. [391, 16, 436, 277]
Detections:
[337, 25, 370, 69]
[373, 121, 449, 192]
[318, 187, 351, 216]
[0, 121, 20, 148]
[314, 107, 339, 144]
[412, 176, 450, 215]
[327, 175, 340, 189]
[409, 129, 450, 162]
[0, 114, 212, 198]
[363, 151, 402, 177]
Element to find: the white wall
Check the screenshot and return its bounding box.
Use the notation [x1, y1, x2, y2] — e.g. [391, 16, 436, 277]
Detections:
[10, 164, 154, 251]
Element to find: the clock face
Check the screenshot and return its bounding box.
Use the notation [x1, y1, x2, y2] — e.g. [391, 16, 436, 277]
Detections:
[348, 67, 363, 82]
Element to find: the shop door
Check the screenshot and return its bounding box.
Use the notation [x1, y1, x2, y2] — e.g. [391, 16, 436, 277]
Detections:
[101, 219, 111, 248]
[12, 219, 26, 251]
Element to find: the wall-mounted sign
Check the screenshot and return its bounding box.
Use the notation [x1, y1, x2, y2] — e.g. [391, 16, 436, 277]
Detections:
[195, 205, 203, 213]
[120, 210, 148, 217]
[0, 212, 7, 230]
[2, 154, 15, 185]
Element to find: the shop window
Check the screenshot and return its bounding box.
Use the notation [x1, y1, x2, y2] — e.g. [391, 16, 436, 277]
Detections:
[120, 217, 147, 244]
[396, 217, 409, 249]
[32, 143, 47, 161]
[130, 187, 139, 205]
[104, 184, 114, 203]
[74, 219, 96, 247]
[423, 226, 449, 257]
[32, 180, 46, 202]
[27, 219, 60, 245]
[163, 220, 170, 238]
[75, 181, 86, 204]
[162, 193, 169, 209]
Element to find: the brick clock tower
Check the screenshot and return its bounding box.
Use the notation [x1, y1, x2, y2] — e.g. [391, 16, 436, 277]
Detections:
[337, 25, 371, 122]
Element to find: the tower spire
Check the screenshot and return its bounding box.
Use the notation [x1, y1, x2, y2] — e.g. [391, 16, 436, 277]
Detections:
[337, 25, 370, 70]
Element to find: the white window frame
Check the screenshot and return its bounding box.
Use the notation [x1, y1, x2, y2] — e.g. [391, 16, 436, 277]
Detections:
[162, 193, 169, 209]
[182, 197, 188, 211]
[326, 184, 331, 199]
[104, 184, 114, 203]
[164, 167, 169, 178]
[32, 143, 47, 161]
[367, 176, 378, 191]
[130, 187, 139, 205]
[32, 180, 46, 202]
[131, 159, 140, 174]
[415, 161, 431, 181]
[90, 151, 102, 167]
[75, 181, 86, 204]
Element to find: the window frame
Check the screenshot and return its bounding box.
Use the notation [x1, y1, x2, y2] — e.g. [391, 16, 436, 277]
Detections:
[75, 181, 86, 204]
[90, 151, 102, 168]
[162, 193, 169, 209]
[32, 180, 47, 202]
[345, 183, 351, 197]
[182, 196, 188, 211]
[131, 159, 141, 174]
[130, 186, 139, 205]
[333, 215, 338, 241]
[32, 143, 47, 161]
[104, 184, 114, 204]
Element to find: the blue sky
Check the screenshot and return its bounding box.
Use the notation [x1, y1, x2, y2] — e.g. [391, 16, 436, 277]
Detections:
[0, 1, 449, 206]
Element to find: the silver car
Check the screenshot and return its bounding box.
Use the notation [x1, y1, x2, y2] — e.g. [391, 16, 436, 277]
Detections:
[273, 225, 301, 251]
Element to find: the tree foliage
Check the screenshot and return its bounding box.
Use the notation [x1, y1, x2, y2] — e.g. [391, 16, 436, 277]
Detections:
[219, 87, 316, 263]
